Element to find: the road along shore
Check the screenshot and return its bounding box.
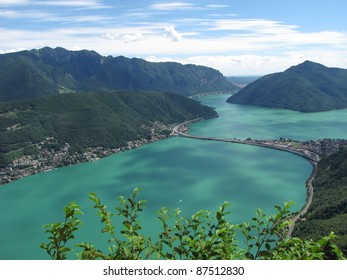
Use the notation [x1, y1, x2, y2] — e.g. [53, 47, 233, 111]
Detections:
[173, 119, 318, 237]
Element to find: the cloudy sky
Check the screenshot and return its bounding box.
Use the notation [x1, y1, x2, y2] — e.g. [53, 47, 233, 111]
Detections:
[1, 0, 347, 75]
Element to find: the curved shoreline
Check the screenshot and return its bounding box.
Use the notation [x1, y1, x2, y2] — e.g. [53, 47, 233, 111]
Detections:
[286, 160, 316, 237]
[173, 119, 318, 237]
[0, 123, 175, 186]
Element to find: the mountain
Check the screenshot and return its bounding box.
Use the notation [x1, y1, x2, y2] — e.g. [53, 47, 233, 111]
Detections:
[0, 90, 217, 178]
[227, 61, 347, 112]
[294, 148, 347, 255]
[0, 47, 236, 101]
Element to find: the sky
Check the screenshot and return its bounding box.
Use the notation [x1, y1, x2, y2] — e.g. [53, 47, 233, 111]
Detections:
[0, 0, 347, 75]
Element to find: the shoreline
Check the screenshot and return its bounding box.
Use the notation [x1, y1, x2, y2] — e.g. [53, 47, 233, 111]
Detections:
[173, 119, 319, 237]
[0, 116, 337, 238]
[0, 122, 176, 186]
[286, 159, 316, 238]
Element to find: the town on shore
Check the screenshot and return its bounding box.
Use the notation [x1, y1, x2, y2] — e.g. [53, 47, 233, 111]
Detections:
[0, 122, 175, 185]
[175, 119, 347, 161]
[1, 119, 347, 186]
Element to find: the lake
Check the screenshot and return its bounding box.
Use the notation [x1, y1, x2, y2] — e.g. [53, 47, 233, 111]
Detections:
[1, 94, 347, 259]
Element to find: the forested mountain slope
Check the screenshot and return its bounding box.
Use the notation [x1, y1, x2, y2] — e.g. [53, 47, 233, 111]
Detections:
[227, 61, 347, 112]
[294, 148, 347, 254]
[0, 47, 236, 101]
[0, 91, 217, 171]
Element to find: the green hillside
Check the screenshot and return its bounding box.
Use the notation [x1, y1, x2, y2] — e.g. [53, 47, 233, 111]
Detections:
[294, 148, 347, 254]
[0, 47, 236, 101]
[227, 61, 347, 112]
[0, 91, 217, 169]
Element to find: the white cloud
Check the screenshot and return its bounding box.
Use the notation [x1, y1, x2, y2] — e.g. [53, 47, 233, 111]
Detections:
[206, 4, 229, 9]
[103, 32, 145, 43]
[150, 2, 195, 11]
[2, 22, 347, 54]
[41, 0, 97, 5]
[150, 2, 229, 11]
[0, 8, 111, 23]
[2, 25, 347, 76]
[63, 15, 111, 22]
[0, 9, 53, 20]
[184, 55, 297, 75]
[146, 53, 347, 76]
[0, 9, 22, 17]
[37, 0, 109, 8]
[164, 25, 182, 41]
[207, 19, 298, 34]
[0, 47, 26, 54]
[0, 0, 29, 5]
[1, 5, 347, 76]
[0, 0, 109, 8]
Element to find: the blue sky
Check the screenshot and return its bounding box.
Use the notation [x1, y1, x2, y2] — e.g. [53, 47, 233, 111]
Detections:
[1, 0, 347, 75]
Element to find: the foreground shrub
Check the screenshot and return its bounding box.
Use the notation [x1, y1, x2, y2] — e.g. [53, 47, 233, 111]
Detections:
[40, 188, 345, 260]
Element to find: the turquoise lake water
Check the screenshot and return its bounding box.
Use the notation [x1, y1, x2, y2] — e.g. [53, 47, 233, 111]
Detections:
[1, 94, 347, 259]
[190, 94, 347, 140]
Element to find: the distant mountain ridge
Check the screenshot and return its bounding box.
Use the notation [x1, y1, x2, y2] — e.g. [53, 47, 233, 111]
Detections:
[226, 76, 261, 88]
[0, 47, 237, 101]
[227, 61, 347, 112]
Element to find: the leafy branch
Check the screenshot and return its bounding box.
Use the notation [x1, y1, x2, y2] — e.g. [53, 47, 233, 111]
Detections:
[40, 188, 345, 260]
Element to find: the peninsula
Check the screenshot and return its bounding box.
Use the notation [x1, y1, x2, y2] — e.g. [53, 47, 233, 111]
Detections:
[173, 118, 347, 237]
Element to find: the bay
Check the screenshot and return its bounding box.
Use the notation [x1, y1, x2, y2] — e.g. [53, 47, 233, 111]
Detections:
[3, 93, 347, 259]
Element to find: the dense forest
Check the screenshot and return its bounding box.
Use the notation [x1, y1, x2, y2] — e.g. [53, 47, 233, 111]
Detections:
[227, 61, 347, 112]
[294, 148, 347, 255]
[0, 91, 217, 168]
[0, 47, 237, 101]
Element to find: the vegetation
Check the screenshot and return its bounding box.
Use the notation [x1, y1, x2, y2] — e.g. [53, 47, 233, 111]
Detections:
[0, 47, 237, 101]
[40, 188, 345, 260]
[227, 61, 347, 112]
[294, 148, 347, 255]
[0, 90, 217, 168]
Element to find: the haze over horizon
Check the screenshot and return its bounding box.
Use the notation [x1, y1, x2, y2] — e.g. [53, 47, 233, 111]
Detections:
[1, 0, 346, 75]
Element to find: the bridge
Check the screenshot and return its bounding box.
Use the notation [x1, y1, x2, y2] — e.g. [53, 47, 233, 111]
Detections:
[173, 119, 319, 237]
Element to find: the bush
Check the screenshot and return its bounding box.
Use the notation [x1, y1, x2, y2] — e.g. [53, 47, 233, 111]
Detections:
[40, 188, 345, 260]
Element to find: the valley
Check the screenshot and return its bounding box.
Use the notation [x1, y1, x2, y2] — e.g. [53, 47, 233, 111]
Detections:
[0, 49, 347, 259]
[1, 93, 347, 259]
